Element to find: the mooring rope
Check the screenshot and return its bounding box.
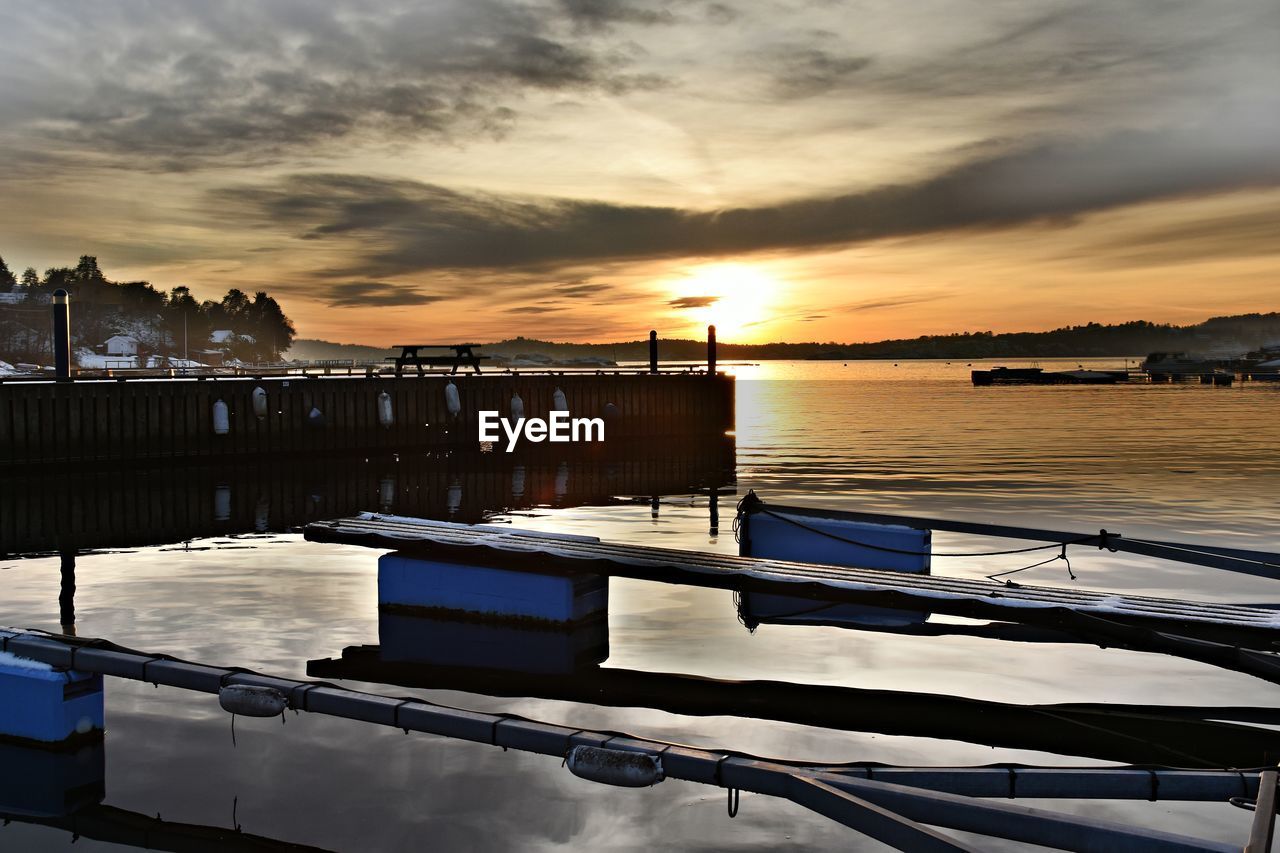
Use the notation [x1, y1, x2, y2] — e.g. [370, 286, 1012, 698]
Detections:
[736, 492, 1099, 559]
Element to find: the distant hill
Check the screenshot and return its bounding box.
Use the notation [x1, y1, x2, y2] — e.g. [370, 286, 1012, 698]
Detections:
[286, 338, 397, 362]
[289, 312, 1280, 362]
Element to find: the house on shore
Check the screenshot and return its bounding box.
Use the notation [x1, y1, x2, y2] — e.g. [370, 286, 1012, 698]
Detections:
[104, 335, 139, 357]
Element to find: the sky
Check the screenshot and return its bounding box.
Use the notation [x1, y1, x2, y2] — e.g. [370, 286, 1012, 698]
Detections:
[0, 0, 1277, 344]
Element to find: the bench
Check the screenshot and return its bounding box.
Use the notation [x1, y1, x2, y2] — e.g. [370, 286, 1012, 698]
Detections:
[389, 344, 491, 375]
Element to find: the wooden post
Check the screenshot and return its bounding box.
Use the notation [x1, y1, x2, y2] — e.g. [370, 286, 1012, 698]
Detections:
[52, 289, 71, 381]
[649, 330, 658, 373]
[59, 550, 77, 636]
[707, 324, 717, 375]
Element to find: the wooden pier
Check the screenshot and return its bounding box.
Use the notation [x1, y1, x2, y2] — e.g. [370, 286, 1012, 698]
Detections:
[0, 371, 734, 466]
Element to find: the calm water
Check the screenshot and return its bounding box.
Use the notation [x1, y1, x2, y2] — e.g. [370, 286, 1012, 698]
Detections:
[3, 360, 1279, 851]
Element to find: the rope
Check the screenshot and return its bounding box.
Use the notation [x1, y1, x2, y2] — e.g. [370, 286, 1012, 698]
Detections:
[986, 544, 1077, 584]
[1126, 537, 1280, 571]
[739, 493, 1099, 558]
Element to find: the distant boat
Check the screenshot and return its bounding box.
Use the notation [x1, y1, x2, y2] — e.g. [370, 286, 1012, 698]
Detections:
[971, 366, 1123, 386]
[1141, 351, 1214, 377]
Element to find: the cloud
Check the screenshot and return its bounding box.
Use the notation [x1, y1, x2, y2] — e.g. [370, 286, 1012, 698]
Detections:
[668, 296, 719, 309]
[504, 304, 566, 314]
[1, 2, 668, 169]
[834, 294, 945, 313]
[216, 115, 1280, 277]
[550, 281, 615, 297]
[704, 3, 739, 25]
[769, 47, 872, 98]
[558, 0, 675, 32]
[322, 281, 445, 307]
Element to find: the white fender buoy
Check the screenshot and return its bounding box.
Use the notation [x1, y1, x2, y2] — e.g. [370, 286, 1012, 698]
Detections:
[214, 485, 231, 522]
[446, 478, 463, 514]
[377, 391, 394, 428]
[212, 399, 230, 435]
[555, 462, 569, 499]
[218, 685, 287, 717]
[566, 746, 664, 788]
[308, 406, 325, 428]
[251, 386, 268, 420]
[511, 465, 526, 499]
[445, 381, 461, 418]
[552, 387, 568, 413]
[510, 392, 524, 421]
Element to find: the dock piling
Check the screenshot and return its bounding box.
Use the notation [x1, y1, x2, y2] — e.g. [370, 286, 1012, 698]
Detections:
[707, 325, 717, 375]
[649, 330, 658, 373]
[51, 289, 71, 381]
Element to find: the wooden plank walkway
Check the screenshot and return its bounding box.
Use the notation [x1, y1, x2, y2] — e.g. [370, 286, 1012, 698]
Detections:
[305, 515, 1280, 645]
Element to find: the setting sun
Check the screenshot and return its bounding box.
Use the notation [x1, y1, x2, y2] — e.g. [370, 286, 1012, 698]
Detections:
[668, 263, 780, 340]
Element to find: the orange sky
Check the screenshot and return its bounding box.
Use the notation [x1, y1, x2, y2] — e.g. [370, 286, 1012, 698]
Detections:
[1, 1, 1277, 345]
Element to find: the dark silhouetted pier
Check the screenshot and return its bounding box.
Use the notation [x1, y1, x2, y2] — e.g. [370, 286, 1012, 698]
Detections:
[0, 370, 734, 467]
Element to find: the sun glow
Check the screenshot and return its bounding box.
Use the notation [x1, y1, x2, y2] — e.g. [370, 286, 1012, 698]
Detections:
[668, 263, 779, 340]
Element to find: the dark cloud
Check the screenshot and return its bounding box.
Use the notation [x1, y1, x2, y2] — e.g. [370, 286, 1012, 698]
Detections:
[323, 281, 445, 307]
[504, 304, 566, 314]
[558, 0, 675, 31]
[668, 296, 719, 309]
[552, 282, 615, 297]
[5, 2, 667, 168]
[834, 294, 944, 313]
[770, 48, 872, 98]
[216, 117, 1280, 277]
[704, 3, 739, 25]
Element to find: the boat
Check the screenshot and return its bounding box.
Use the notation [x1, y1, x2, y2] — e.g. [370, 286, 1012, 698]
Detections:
[1142, 351, 1207, 376]
[971, 366, 1124, 386]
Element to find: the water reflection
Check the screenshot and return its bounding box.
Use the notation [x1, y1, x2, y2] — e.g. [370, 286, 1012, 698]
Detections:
[0, 436, 735, 558]
[307, 553, 1280, 768]
[0, 740, 331, 852]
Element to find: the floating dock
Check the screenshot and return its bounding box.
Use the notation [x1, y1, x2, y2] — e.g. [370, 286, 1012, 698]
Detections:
[304, 515, 1280, 645]
[0, 371, 734, 467]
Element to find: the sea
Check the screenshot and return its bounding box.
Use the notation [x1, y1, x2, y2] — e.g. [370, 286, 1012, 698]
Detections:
[3, 358, 1279, 851]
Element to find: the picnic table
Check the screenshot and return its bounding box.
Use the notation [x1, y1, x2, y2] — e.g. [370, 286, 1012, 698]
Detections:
[389, 344, 490, 375]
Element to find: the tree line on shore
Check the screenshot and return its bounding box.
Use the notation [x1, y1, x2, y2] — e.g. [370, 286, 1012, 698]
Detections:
[289, 313, 1280, 364]
[0, 253, 296, 365]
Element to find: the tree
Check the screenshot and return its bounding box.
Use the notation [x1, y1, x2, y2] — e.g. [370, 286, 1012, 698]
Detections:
[247, 291, 296, 360]
[0, 255, 15, 292]
[42, 267, 76, 290]
[221, 288, 251, 323]
[74, 255, 104, 282]
[20, 268, 38, 288]
[164, 286, 210, 359]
